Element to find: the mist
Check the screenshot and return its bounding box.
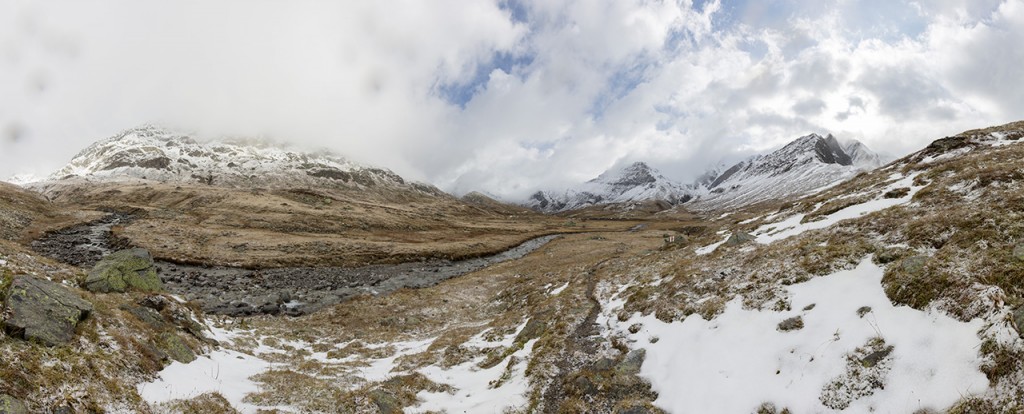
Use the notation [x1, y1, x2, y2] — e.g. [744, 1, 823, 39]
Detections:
[2, 0, 1021, 200]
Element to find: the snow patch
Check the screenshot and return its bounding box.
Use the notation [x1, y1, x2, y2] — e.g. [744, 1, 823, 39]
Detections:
[754, 174, 922, 244]
[695, 233, 731, 256]
[549, 282, 570, 296]
[137, 349, 273, 413]
[413, 338, 539, 413]
[609, 258, 987, 413]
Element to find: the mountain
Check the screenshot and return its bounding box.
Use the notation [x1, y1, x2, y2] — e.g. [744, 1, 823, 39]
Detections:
[526, 162, 699, 212]
[527, 134, 883, 213]
[40, 125, 442, 195]
[690, 133, 882, 210]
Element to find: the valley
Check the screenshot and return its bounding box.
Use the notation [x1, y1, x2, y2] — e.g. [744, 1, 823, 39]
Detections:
[1, 121, 1023, 413]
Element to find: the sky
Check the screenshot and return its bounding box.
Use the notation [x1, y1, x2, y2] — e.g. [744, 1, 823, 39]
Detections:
[1, 0, 1021, 199]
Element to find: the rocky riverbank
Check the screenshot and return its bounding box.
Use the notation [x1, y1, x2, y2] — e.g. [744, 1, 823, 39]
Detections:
[32, 214, 557, 316]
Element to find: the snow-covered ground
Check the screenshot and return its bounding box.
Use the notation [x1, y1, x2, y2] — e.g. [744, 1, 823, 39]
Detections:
[754, 173, 922, 244]
[137, 349, 274, 412]
[138, 321, 537, 413]
[601, 258, 988, 413]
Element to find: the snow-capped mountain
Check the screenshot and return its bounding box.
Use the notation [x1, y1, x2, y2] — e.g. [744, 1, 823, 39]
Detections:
[527, 134, 883, 213]
[691, 133, 883, 210]
[40, 125, 442, 194]
[527, 162, 698, 212]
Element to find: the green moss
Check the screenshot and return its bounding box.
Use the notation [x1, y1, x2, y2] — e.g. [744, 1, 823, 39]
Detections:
[159, 332, 196, 363]
[84, 249, 163, 293]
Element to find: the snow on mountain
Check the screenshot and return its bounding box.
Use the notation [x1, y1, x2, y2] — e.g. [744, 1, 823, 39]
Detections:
[4, 173, 42, 187]
[528, 134, 883, 213]
[526, 162, 699, 212]
[40, 125, 441, 194]
[690, 134, 881, 210]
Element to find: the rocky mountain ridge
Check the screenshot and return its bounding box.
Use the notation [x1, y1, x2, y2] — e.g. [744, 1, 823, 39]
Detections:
[528, 133, 883, 213]
[38, 125, 443, 196]
[526, 161, 698, 212]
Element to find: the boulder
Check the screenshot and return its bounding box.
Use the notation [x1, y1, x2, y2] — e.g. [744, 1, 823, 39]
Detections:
[615, 349, 646, 376]
[724, 231, 756, 247]
[84, 249, 163, 293]
[0, 394, 28, 414]
[159, 332, 196, 363]
[1014, 306, 1024, 338]
[3, 275, 93, 346]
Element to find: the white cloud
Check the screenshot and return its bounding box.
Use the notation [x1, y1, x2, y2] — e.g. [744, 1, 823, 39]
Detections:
[0, 0, 1021, 200]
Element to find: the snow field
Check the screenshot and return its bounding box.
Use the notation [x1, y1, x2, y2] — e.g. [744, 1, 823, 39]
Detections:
[603, 258, 988, 413]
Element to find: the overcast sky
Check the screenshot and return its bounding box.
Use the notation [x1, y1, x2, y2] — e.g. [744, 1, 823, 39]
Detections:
[1, 0, 1021, 199]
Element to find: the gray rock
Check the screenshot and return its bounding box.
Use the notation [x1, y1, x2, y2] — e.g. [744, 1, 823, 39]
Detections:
[84, 248, 163, 293]
[3, 275, 93, 346]
[616, 349, 646, 376]
[1014, 306, 1024, 338]
[0, 394, 28, 414]
[724, 231, 756, 247]
[901, 255, 928, 274]
[860, 346, 894, 368]
[121, 304, 170, 331]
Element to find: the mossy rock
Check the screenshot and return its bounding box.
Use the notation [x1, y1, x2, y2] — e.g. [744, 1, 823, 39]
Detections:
[84, 248, 163, 293]
[724, 231, 755, 247]
[0, 394, 28, 414]
[3, 275, 93, 347]
[159, 332, 196, 363]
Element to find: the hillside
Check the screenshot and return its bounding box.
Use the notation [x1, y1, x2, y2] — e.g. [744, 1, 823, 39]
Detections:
[0, 120, 1021, 413]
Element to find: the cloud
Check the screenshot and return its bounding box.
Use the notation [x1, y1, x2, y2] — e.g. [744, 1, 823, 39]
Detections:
[0, 0, 1021, 201]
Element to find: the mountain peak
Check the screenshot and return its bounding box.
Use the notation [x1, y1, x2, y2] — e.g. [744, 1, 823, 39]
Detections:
[528, 161, 695, 212]
[591, 161, 659, 187]
[693, 132, 881, 209]
[42, 125, 441, 195]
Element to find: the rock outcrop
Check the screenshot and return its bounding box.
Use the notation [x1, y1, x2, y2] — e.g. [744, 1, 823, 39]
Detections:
[3, 275, 93, 346]
[84, 249, 163, 293]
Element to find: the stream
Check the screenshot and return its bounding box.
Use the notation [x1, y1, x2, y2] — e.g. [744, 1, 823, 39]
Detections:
[32, 214, 557, 316]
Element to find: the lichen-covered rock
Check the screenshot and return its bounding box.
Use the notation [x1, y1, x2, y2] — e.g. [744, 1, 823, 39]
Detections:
[0, 394, 28, 414]
[159, 332, 196, 363]
[84, 248, 163, 293]
[3, 275, 93, 346]
[725, 231, 756, 247]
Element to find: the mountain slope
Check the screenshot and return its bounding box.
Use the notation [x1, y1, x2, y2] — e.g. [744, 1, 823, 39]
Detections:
[528, 134, 882, 213]
[691, 134, 882, 210]
[43, 125, 441, 195]
[527, 162, 699, 213]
